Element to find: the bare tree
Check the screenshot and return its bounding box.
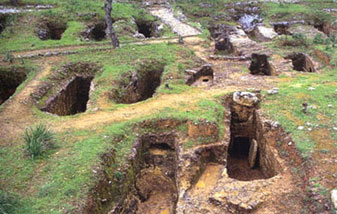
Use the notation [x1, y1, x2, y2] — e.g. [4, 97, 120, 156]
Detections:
[105, 0, 119, 48]
[10, 0, 19, 6]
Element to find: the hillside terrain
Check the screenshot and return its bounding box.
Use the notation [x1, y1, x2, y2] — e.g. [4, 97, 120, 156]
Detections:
[0, 0, 337, 213]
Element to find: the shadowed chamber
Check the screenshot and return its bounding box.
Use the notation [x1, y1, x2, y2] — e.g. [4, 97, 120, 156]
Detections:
[227, 136, 264, 181]
[42, 76, 93, 116]
[135, 20, 157, 38]
[0, 69, 27, 105]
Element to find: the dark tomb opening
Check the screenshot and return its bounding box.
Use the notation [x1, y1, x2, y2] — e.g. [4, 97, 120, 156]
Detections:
[0, 68, 27, 105]
[42, 76, 93, 116]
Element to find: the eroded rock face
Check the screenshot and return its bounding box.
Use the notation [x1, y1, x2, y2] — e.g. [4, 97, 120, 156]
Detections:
[249, 53, 276, 76]
[286, 53, 317, 72]
[252, 26, 278, 42]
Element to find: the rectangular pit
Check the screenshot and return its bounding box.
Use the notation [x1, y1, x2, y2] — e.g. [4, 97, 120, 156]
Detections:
[0, 67, 27, 105]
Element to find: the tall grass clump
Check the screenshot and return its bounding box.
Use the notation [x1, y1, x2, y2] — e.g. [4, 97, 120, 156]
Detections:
[24, 124, 53, 159]
[0, 190, 17, 214]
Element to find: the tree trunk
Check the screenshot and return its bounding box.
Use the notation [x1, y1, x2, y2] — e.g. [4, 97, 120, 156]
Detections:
[105, 0, 119, 48]
[10, 0, 19, 6]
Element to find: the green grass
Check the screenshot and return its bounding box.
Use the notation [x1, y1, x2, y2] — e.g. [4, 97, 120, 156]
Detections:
[262, 68, 337, 157]
[0, 2, 172, 53]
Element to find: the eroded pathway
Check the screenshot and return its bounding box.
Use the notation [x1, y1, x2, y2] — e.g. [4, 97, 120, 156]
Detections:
[149, 7, 201, 37]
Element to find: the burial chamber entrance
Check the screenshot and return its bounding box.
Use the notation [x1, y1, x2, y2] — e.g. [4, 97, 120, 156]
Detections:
[227, 92, 280, 181]
[111, 63, 165, 104]
[36, 20, 67, 40]
[0, 67, 27, 105]
[41, 76, 93, 116]
[82, 22, 106, 41]
[249, 53, 275, 76]
[135, 20, 158, 38]
[227, 136, 264, 181]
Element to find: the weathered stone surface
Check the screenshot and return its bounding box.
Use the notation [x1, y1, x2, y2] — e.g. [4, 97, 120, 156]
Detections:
[210, 172, 275, 212]
[331, 189, 337, 209]
[248, 139, 258, 168]
[253, 26, 278, 42]
[233, 91, 259, 107]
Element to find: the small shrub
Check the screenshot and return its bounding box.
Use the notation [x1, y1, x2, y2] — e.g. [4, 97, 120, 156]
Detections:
[0, 190, 17, 214]
[24, 124, 53, 159]
[313, 33, 327, 45]
[278, 33, 310, 47]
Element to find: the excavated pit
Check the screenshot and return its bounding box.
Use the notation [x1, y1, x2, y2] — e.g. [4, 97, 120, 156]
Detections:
[41, 76, 93, 116]
[249, 53, 276, 76]
[86, 97, 285, 213]
[227, 92, 279, 181]
[111, 63, 165, 104]
[36, 20, 67, 40]
[135, 20, 158, 38]
[114, 133, 178, 214]
[82, 22, 106, 41]
[285, 53, 317, 72]
[0, 67, 27, 105]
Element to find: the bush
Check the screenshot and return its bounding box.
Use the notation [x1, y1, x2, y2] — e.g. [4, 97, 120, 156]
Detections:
[0, 190, 17, 214]
[278, 33, 310, 47]
[24, 124, 53, 159]
[313, 33, 327, 45]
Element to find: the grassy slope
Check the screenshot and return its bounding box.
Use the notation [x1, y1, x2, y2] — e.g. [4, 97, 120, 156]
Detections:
[0, 1, 173, 53]
[262, 68, 337, 157]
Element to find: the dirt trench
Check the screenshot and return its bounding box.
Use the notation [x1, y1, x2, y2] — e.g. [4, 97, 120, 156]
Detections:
[41, 75, 93, 116]
[110, 61, 165, 104]
[80, 92, 302, 214]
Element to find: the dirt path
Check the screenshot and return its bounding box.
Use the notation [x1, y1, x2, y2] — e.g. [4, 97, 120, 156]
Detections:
[0, 57, 60, 144]
[51, 87, 235, 132]
[149, 7, 201, 36]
